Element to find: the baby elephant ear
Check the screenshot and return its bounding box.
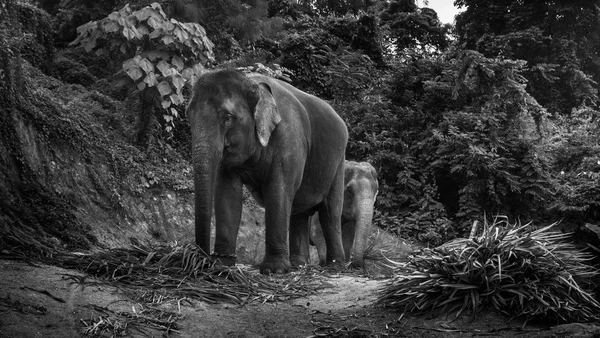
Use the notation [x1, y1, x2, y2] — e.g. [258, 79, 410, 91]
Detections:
[254, 82, 281, 147]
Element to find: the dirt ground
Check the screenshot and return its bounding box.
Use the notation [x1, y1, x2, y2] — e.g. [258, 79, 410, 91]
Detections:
[2, 259, 600, 338]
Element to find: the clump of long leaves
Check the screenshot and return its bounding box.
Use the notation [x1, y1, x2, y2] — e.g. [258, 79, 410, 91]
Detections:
[50, 242, 318, 305]
[376, 217, 600, 323]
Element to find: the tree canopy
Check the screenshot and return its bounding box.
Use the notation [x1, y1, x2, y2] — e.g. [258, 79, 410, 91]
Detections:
[455, 0, 600, 115]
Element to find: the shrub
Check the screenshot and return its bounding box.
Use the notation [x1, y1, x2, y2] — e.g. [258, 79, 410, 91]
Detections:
[70, 2, 215, 141]
[376, 217, 600, 323]
[546, 106, 600, 221]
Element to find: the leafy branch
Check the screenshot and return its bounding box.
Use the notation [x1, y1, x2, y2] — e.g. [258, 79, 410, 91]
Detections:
[70, 2, 215, 131]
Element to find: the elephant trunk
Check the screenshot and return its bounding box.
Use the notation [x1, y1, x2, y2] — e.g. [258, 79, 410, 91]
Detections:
[351, 190, 376, 268]
[192, 143, 222, 254]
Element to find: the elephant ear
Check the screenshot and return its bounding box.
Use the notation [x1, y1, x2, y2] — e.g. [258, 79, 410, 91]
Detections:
[254, 82, 281, 147]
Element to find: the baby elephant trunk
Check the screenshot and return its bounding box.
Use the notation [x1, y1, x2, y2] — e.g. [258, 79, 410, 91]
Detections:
[350, 189, 376, 268]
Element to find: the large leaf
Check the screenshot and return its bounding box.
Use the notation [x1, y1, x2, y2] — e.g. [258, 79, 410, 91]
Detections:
[181, 22, 197, 34]
[134, 7, 154, 21]
[156, 60, 171, 77]
[171, 74, 185, 90]
[126, 65, 144, 81]
[181, 68, 194, 81]
[193, 63, 205, 75]
[144, 72, 158, 87]
[139, 57, 154, 74]
[123, 27, 136, 40]
[170, 93, 184, 105]
[162, 20, 175, 31]
[162, 35, 175, 45]
[173, 27, 189, 43]
[157, 81, 172, 97]
[171, 55, 184, 70]
[147, 16, 161, 29]
[103, 20, 120, 33]
[150, 2, 168, 18]
[108, 12, 120, 22]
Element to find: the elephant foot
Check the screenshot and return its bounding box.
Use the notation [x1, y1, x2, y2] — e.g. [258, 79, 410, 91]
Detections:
[259, 255, 291, 274]
[289, 255, 308, 268]
[323, 258, 346, 271]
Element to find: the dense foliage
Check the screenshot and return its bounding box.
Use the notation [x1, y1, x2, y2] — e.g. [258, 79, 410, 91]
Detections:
[5, 0, 600, 247]
[455, 0, 600, 116]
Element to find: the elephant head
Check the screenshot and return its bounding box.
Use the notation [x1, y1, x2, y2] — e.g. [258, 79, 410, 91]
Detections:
[342, 161, 379, 268]
[186, 70, 281, 252]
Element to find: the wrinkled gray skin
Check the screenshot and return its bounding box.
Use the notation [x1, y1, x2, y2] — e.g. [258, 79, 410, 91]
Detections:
[186, 69, 348, 274]
[311, 161, 378, 268]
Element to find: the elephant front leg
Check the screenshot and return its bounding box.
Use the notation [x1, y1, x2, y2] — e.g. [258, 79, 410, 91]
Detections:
[260, 182, 294, 274]
[213, 172, 243, 266]
[289, 213, 311, 267]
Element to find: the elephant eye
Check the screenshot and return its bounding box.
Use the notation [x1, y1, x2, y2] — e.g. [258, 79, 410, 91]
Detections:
[222, 113, 235, 126]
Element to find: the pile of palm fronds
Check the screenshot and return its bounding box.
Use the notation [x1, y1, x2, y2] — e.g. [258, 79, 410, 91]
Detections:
[50, 242, 319, 305]
[362, 228, 415, 277]
[81, 304, 181, 336]
[376, 217, 600, 323]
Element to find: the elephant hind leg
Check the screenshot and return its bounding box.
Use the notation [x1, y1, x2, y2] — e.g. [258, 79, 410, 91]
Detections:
[310, 213, 328, 266]
[317, 162, 346, 267]
[289, 213, 311, 267]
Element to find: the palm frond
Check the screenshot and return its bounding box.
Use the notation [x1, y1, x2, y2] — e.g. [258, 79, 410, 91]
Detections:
[50, 242, 318, 305]
[376, 218, 600, 323]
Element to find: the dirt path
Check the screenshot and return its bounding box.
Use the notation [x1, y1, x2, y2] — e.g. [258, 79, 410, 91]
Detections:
[2, 259, 600, 338]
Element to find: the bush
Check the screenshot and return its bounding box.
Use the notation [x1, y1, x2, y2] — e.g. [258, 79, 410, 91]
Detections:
[52, 54, 98, 86]
[377, 217, 600, 323]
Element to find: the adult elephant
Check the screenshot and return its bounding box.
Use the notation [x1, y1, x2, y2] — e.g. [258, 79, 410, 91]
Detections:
[311, 161, 379, 268]
[186, 69, 348, 274]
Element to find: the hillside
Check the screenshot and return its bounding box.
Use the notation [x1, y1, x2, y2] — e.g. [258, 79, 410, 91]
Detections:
[1, 56, 195, 253]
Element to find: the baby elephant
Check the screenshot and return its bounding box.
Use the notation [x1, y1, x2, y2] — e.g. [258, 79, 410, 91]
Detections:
[311, 161, 379, 268]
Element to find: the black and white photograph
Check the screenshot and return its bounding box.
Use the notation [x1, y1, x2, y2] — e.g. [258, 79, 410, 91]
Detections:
[2, 0, 600, 337]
